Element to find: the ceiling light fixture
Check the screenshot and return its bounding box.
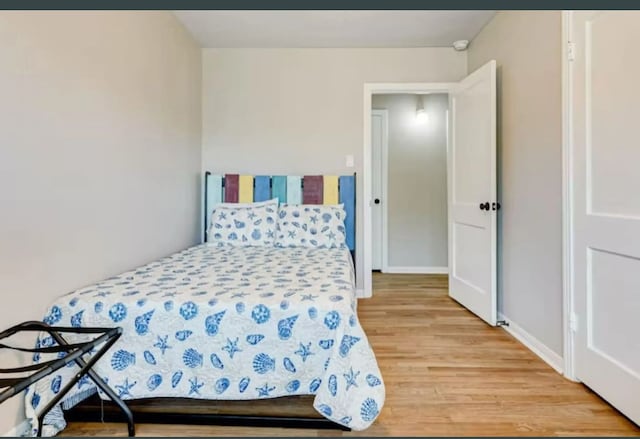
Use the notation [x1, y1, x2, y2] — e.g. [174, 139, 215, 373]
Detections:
[416, 95, 429, 124]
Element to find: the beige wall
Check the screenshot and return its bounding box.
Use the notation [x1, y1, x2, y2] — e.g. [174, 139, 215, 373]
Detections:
[0, 12, 202, 432]
[201, 48, 467, 286]
[468, 11, 563, 355]
[372, 93, 448, 269]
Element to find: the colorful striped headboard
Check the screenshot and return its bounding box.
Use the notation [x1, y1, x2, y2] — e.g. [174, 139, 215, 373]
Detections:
[204, 173, 356, 255]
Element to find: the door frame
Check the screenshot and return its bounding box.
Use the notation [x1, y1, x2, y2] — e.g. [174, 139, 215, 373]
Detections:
[371, 108, 390, 273]
[561, 10, 578, 382]
[362, 82, 456, 297]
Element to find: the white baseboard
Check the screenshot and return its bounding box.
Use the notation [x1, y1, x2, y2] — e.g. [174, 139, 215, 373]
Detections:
[383, 266, 448, 274]
[498, 313, 564, 374]
[3, 419, 30, 437]
[355, 288, 366, 298]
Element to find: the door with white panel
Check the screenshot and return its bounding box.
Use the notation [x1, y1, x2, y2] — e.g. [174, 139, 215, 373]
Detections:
[371, 109, 387, 271]
[448, 60, 497, 326]
[570, 11, 640, 425]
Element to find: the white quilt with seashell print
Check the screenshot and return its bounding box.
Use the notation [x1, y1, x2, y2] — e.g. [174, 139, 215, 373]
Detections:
[25, 245, 385, 435]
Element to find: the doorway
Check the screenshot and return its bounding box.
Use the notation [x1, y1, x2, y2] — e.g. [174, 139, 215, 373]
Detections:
[363, 60, 497, 326]
[371, 94, 449, 275]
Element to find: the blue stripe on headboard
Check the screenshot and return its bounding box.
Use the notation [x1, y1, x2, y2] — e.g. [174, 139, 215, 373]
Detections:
[253, 176, 271, 202]
[339, 175, 356, 252]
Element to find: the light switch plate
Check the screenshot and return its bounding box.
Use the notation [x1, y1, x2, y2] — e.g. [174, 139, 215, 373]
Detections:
[345, 154, 354, 168]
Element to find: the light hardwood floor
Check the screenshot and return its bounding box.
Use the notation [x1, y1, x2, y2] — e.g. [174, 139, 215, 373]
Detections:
[62, 273, 639, 436]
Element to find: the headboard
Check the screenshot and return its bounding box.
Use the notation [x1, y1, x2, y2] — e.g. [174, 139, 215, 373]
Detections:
[204, 172, 356, 259]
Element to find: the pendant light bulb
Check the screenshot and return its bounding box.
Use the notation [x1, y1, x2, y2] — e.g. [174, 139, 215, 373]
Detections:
[416, 95, 429, 124]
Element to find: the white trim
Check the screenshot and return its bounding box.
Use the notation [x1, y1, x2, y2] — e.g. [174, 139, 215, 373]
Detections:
[363, 82, 456, 299]
[382, 110, 389, 274]
[363, 88, 373, 298]
[498, 313, 564, 375]
[355, 288, 365, 298]
[3, 419, 30, 437]
[384, 266, 448, 274]
[562, 10, 578, 382]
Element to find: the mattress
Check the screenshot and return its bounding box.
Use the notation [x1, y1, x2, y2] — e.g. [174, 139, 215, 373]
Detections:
[25, 244, 385, 435]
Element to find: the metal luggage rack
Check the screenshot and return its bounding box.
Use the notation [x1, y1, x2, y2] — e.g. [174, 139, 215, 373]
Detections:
[0, 321, 134, 437]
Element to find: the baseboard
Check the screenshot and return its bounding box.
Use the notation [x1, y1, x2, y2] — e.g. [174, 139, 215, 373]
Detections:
[355, 288, 366, 298]
[3, 419, 30, 437]
[383, 266, 448, 274]
[498, 313, 564, 374]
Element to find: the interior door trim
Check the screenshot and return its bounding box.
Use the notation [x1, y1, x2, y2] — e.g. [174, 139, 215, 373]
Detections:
[363, 82, 456, 298]
[561, 10, 578, 382]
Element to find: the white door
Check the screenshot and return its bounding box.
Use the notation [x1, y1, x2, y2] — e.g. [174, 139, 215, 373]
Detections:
[448, 60, 497, 326]
[571, 11, 640, 425]
[371, 110, 387, 271]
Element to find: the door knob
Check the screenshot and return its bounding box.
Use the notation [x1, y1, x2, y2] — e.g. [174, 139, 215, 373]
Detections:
[374, 199, 380, 204]
[479, 202, 490, 210]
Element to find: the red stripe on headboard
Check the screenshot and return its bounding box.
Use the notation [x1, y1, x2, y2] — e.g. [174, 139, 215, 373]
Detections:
[303, 175, 323, 204]
[224, 174, 239, 203]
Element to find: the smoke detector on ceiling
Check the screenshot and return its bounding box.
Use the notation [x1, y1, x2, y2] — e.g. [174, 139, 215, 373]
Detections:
[453, 40, 469, 51]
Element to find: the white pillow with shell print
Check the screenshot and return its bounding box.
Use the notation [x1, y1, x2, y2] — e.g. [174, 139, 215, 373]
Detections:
[208, 199, 278, 246]
[275, 203, 347, 248]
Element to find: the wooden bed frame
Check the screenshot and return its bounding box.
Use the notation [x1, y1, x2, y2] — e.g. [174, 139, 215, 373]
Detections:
[65, 172, 357, 433]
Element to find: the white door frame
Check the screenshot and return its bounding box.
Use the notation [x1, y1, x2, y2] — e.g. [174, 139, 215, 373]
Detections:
[561, 10, 578, 382]
[371, 109, 390, 272]
[363, 83, 456, 297]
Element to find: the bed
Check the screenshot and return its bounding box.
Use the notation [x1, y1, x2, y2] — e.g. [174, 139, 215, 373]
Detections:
[24, 173, 385, 436]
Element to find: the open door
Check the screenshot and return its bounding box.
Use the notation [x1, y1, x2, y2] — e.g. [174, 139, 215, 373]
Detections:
[448, 60, 497, 326]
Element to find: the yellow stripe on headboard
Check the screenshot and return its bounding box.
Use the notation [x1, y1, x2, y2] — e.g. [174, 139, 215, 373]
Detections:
[323, 175, 339, 205]
[238, 175, 254, 203]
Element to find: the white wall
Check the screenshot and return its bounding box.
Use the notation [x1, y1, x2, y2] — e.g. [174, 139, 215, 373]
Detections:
[468, 11, 563, 356]
[201, 48, 467, 287]
[0, 11, 202, 433]
[372, 93, 448, 270]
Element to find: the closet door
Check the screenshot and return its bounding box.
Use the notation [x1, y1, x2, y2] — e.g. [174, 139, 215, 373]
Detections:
[371, 109, 388, 271]
[571, 10, 640, 425]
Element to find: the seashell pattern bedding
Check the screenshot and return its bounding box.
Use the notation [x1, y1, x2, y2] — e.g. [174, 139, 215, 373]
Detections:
[25, 244, 384, 435]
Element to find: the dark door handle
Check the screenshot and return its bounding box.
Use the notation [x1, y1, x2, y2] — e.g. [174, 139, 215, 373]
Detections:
[374, 199, 380, 204]
[479, 202, 490, 211]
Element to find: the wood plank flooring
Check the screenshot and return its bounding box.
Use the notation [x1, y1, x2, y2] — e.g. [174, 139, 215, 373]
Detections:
[61, 273, 639, 436]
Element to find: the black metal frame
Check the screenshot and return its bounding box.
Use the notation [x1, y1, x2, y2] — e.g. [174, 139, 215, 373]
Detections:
[65, 395, 350, 431]
[17, 319, 349, 434]
[0, 321, 134, 437]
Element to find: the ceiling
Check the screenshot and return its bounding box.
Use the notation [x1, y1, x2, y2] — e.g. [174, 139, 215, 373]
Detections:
[172, 11, 496, 48]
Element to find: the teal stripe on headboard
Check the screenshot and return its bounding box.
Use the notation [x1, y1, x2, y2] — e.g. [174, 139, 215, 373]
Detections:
[339, 175, 356, 252]
[286, 176, 302, 204]
[271, 176, 287, 204]
[206, 174, 223, 237]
